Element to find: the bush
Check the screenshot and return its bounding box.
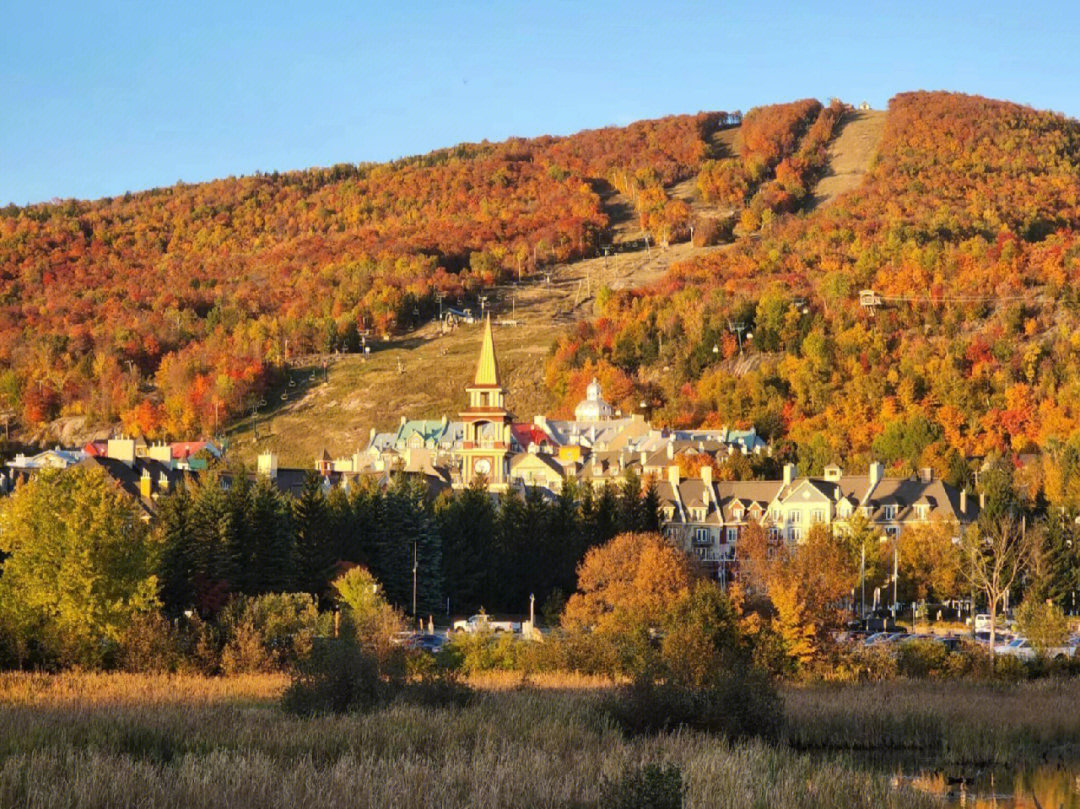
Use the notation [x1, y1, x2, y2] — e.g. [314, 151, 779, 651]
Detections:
[598, 763, 683, 809]
[281, 638, 382, 716]
[397, 669, 475, 710]
[118, 612, 182, 673]
[220, 593, 324, 674]
[896, 639, 949, 678]
[600, 668, 782, 740]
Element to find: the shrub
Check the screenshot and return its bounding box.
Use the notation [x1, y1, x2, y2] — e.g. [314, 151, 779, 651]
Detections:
[600, 668, 782, 740]
[118, 612, 182, 673]
[220, 593, 324, 675]
[397, 669, 475, 710]
[896, 639, 949, 678]
[598, 763, 684, 809]
[281, 638, 382, 716]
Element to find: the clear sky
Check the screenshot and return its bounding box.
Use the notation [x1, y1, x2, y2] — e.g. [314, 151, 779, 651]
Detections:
[3, 0, 1078, 205]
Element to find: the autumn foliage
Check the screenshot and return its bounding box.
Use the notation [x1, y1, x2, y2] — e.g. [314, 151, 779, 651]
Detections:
[0, 113, 730, 437]
[545, 92, 1080, 492]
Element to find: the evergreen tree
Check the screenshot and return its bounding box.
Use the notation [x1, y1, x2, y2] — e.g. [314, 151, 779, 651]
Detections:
[641, 476, 662, 532]
[617, 469, 644, 532]
[157, 486, 195, 616]
[292, 472, 334, 603]
[593, 482, 619, 548]
[1032, 509, 1080, 608]
[407, 476, 444, 619]
[549, 478, 582, 596]
[223, 469, 255, 595]
[436, 480, 495, 614]
[375, 475, 416, 608]
[249, 477, 294, 594]
[344, 478, 382, 568]
[189, 473, 234, 614]
[494, 487, 530, 612]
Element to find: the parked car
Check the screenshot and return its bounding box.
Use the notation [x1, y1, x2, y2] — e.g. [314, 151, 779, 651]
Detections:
[414, 633, 448, 654]
[452, 614, 521, 634]
[994, 636, 1077, 660]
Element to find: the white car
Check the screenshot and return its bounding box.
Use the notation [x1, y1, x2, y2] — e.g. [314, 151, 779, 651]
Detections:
[452, 614, 521, 634]
[994, 636, 1077, 660]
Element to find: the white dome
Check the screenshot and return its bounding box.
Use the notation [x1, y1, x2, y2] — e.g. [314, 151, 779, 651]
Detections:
[575, 378, 614, 422]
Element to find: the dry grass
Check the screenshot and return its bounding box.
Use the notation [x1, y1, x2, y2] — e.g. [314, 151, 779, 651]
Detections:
[784, 679, 1080, 764]
[0, 672, 937, 809]
[810, 109, 887, 208]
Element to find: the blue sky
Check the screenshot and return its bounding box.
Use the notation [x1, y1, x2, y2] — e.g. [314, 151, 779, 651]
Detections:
[3, 0, 1077, 205]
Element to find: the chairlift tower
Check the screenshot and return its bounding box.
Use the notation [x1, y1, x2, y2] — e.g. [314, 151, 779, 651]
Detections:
[859, 289, 882, 317]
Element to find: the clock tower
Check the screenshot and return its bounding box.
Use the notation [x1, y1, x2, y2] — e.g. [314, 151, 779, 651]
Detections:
[459, 315, 512, 490]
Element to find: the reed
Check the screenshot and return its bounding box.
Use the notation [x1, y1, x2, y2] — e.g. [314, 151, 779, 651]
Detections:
[0, 672, 938, 809]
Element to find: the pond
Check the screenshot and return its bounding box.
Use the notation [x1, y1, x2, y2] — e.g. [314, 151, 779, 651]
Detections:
[847, 753, 1080, 808]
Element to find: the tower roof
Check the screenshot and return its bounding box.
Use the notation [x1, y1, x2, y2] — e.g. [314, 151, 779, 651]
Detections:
[473, 315, 502, 387]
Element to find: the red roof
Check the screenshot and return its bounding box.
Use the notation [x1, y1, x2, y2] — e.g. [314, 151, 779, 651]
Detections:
[83, 441, 107, 457]
[170, 441, 208, 460]
[511, 423, 550, 448]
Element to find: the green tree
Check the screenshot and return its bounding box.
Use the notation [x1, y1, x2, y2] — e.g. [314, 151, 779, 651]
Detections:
[436, 481, 495, 614]
[157, 486, 195, 616]
[293, 472, 334, 603]
[1015, 598, 1070, 655]
[0, 467, 160, 666]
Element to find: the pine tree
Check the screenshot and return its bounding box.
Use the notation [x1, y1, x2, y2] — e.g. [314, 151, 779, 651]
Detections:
[593, 482, 619, 547]
[157, 486, 194, 616]
[375, 475, 415, 608]
[189, 473, 233, 615]
[249, 477, 293, 594]
[436, 480, 494, 614]
[293, 472, 333, 603]
[641, 476, 662, 532]
[223, 469, 255, 595]
[617, 469, 644, 532]
[495, 487, 529, 612]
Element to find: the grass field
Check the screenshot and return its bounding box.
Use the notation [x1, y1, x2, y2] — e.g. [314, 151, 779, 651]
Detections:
[3, 672, 1079, 809]
[0, 671, 935, 809]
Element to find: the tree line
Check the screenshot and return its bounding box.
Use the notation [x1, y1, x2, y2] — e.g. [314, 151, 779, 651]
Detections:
[156, 468, 661, 622]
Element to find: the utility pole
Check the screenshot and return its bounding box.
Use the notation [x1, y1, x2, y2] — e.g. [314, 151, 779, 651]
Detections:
[860, 543, 866, 622]
[412, 540, 418, 618]
[892, 542, 899, 618]
[529, 593, 535, 629]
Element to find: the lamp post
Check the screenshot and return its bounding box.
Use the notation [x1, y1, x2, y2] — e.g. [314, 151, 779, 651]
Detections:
[412, 540, 418, 618]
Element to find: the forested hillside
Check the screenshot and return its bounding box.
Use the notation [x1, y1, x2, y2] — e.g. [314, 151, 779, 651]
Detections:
[546, 92, 1080, 505]
[0, 110, 738, 438]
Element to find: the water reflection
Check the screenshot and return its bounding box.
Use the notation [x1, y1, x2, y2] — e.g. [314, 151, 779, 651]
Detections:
[898, 764, 1080, 808]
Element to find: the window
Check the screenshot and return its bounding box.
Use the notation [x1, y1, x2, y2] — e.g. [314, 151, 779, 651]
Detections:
[726, 526, 738, 544]
[812, 508, 825, 523]
[692, 508, 706, 522]
[790, 527, 802, 542]
[732, 508, 744, 522]
[884, 505, 897, 520]
[915, 504, 928, 520]
[790, 510, 802, 523]
[694, 528, 711, 545]
[885, 525, 900, 539]
[768, 527, 781, 541]
[770, 509, 781, 522]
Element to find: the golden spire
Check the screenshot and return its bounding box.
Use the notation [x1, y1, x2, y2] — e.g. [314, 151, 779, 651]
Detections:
[473, 314, 501, 387]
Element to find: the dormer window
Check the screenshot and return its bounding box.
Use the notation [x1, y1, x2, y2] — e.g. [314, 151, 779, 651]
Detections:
[732, 507, 744, 522]
[915, 504, 928, 520]
[884, 505, 897, 521]
[692, 507, 706, 522]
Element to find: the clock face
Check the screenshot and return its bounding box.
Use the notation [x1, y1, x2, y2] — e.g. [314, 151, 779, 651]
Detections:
[475, 459, 491, 475]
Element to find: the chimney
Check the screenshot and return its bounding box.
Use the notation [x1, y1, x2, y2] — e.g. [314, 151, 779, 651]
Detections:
[869, 461, 883, 489]
[960, 489, 967, 515]
[701, 464, 712, 488]
[147, 443, 172, 466]
[640, 450, 648, 466]
[139, 468, 153, 499]
[107, 438, 137, 467]
[667, 464, 680, 489]
[441, 414, 448, 427]
[158, 471, 170, 493]
[400, 415, 407, 427]
[257, 452, 279, 479]
[979, 492, 986, 510]
[783, 462, 797, 487]
[666, 441, 674, 460]
[369, 427, 376, 444]
[919, 467, 933, 483]
[825, 465, 842, 482]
